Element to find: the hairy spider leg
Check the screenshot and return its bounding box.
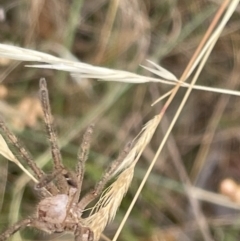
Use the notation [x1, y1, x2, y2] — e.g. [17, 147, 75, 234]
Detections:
[74, 226, 94, 241]
[0, 218, 93, 241]
[74, 124, 95, 203]
[0, 219, 31, 241]
[0, 116, 58, 195]
[39, 78, 69, 194]
[78, 141, 132, 211]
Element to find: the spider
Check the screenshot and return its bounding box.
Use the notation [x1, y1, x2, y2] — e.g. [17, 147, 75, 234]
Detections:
[0, 78, 131, 241]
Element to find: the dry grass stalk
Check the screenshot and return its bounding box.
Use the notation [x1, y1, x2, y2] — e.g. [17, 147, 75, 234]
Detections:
[0, 44, 240, 97]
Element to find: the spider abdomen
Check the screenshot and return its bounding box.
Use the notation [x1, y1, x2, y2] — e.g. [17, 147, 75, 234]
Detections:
[38, 194, 68, 223]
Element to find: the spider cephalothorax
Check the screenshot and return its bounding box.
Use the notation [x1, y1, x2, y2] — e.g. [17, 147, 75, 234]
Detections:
[0, 78, 131, 241]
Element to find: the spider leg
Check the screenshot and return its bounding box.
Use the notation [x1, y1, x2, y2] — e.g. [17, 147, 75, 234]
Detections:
[74, 226, 94, 241]
[78, 141, 132, 210]
[0, 117, 43, 179]
[0, 218, 31, 241]
[0, 218, 94, 241]
[74, 124, 95, 203]
[0, 116, 58, 195]
[63, 223, 94, 241]
[39, 78, 69, 194]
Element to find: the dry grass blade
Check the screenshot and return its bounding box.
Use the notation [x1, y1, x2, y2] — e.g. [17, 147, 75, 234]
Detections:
[141, 60, 178, 81]
[0, 44, 240, 97]
[0, 134, 38, 183]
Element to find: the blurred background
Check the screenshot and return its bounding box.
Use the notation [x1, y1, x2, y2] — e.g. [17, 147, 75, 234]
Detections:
[0, 0, 240, 240]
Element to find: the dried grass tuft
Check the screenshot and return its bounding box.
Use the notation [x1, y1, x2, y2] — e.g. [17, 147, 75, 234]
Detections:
[85, 164, 134, 240]
[85, 114, 161, 239]
[115, 115, 161, 176]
